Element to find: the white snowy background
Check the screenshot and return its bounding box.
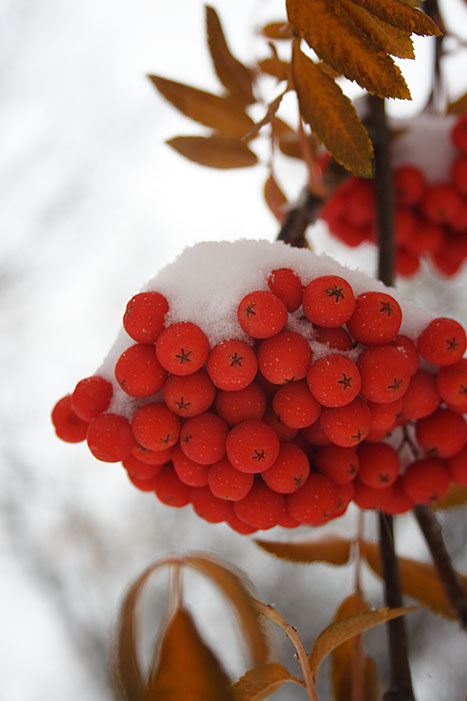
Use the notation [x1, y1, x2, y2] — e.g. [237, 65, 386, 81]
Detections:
[2, 0, 467, 699]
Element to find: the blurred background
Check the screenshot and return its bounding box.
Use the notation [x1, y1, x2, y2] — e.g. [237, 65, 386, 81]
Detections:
[1, 0, 467, 698]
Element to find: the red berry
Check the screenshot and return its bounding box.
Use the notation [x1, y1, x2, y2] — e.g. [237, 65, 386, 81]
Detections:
[226, 420, 280, 473]
[215, 382, 267, 427]
[154, 465, 192, 507]
[345, 179, 375, 228]
[237, 290, 288, 339]
[263, 409, 298, 442]
[207, 339, 257, 391]
[208, 457, 254, 500]
[347, 291, 402, 346]
[262, 443, 310, 493]
[394, 208, 417, 245]
[52, 395, 89, 443]
[123, 291, 169, 344]
[436, 358, 467, 406]
[179, 412, 228, 465]
[358, 345, 410, 403]
[122, 454, 163, 480]
[307, 353, 361, 407]
[417, 317, 467, 366]
[402, 458, 450, 504]
[302, 275, 355, 328]
[272, 380, 321, 429]
[314, 445, 359, 484]
[421, 183, 463, 226]
[71, 376, 113, 421]
[226, 512, 258, 534]
[131, 402, 180, 451]
[403, 220, 443, 256]
[368, 398, 402, 431]
[258, 330, 312, 384]
[415, 408, 467, 458]
[379, 479, 414, 515]
[395, 248, 420, 278]
[353, 480, 394, 511]
[156, 321, 210, 375]
[333, 480, 355, 516]
[312, 325, 353, 351]
[320, 397, 370, 447]
[400, 369, 440, 420]
[388, 335, 419, 375]
[131, 444, 174, 465]
[277, 511, 301, 528]
[286, 473, 339, 525]
[447, 447, 467, 485]
[451, 115, 467, 153]
[163, 369, 216, 417]
[127, 471, 161, 492]
[357, 442, 400, 488]
[451, 155, 467, 196]
[394, 165, 426, 206]
[267, 268, 303, 312]
[233, 480, 285, 529]
[87, 413, 135, 462]
[191, 486, 234, 523]
[115, 343, 167, 397]
[171, 444, 211, 486]
[300, 420, 331, 446]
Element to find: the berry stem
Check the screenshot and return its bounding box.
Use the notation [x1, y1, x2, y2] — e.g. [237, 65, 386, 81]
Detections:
[424, 0, 446, 113]
[413, 505, 467, 630]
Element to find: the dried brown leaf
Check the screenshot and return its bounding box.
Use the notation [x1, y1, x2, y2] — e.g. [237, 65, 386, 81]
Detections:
[259, 21, 294, 40]
[185, 555, 270, 667]
[310, 605, 417, 678]
[291, 44, 374, 177]
[231, 663, 303, 700]
[340, 0, 415, 58]
[272, 117, 301, 159]
[205, 6, 255, 106]
[255, 534, 353, 565]
[448, 92, 467, 115]
[244, 93, 285, 140]
[257, 56, 291, 83]
[435, 484, 467, 510]
[167, 135, 258, 169]
[264, 173, 288, 224]
[362, 541, 467, 620]
[286, 0, 411, 99]
[148, 605, 234, 700]
[349, 0, 442, 36]
[148, 75, 254, 137]
[334, 657, 379, 701]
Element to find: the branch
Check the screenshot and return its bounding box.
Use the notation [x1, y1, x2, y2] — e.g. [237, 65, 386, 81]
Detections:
[413, 505, 467, 630]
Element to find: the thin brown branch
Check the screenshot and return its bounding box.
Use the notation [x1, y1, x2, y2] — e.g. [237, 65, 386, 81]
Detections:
[414, 505, 467, 630]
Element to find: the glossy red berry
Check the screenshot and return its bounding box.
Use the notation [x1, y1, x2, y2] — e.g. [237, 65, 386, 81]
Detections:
[191, 486, 234, 523]
[179, 412, 228, 465]
[357, 442, 400, 488]
[226, 420, 280, 473]
[320, 397, 370, 447]
[314, 445, 359, 484]
[272, 380, 322, 429]
[154, 465, 192, 507]
[307, 353, 361, 407]
[215, 382, 267, 427]
[436, 358, 467, 406]
[417, 317, 467, 366]
[286, 473, 339, 525]
[401, 458, 450, 504]
[447, 447, 467, 485]
[302, 275, 355, 328]
[131, 402, 180, 451]
[358, 346, 410, 403]
[233, 480, 285, 529]
[171, 444, 211, 486]
[52, 395, 89, 443]
[415, 408, 467, 458]
[263, 409, 298, 442]
[237, 290, 288, 339]
[163, 369, 216, 417]
[71, 376, 113, 421]
[312, 325, 353, 351]
[115, 343, 167, 397]
[368, 398, 401, 431]
[226, 512, 258, 534]
[208, 457, 254, 501]
[122, 454, 163, 480]
[207, 339, 257, 391]
[388, 335, 419, 375]
[267, 268, 303, 312]
[87, 413, 135, 462]
[261, 443, 310, 493]
[258, 330, 312, 384]
[156, 321, 210, 375]
[123, 291, 169, 344]
[131, 444, 174, 465]
[347, 291, 402, 346]
[400, 369, 440, 420]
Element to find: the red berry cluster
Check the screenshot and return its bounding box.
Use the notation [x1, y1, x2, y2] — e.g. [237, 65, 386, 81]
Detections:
[52, 261, 467, 533]
[320, 115, 467, 277]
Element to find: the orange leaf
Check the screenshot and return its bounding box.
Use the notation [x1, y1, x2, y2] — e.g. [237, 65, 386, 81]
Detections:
[291, 44, 374, 177]
[244, 93, 285, 140]
[333, 657, 379, 701]
[362, 541, 467, 620]
[231, 663, 303, 700]
[448, 92, 467, 115]
[286, 0, 411, 99]
[340, 0, 415, 58]
[264, 173, 288, 224]
[310, 605, 417, 678]
[147, 605, 234, 700]
[148, 75, 254, 137]
[167, 135, 258, 169]
[257, 56, 291, 83]
[435, 484, 467, 510]
[184, 555, 270, 667]
[205, 6, 255, 106]
[255, 534, 353, 565]
[259, 21, 294, 40]
[349, 0, 442, 36]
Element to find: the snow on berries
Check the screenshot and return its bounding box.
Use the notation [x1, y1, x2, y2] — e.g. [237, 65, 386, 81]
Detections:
[320, 114, 467, 277]
[52, 240, 467, 532]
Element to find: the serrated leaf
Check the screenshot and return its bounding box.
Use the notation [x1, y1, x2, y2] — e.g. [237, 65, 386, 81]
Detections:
[231, 663, 303, 700]
[205, 6, 255, 106]
[448, 93, 467, 115]
[264, 173, 288, 224]
[259, 21, 294, 40]
[184, 555, 270, 667]
[340, 0, 415, 58]
[147, 605, 234, 700]
[255, 535, 353, 565]
[435, 484, 467, 510]
[148, 75, 254, 137]
[362, 541, 467, 620]
[167, 135, 258, 169]
[349, 0, 442, 36]
[286, 0, 411, 99]
[291, 44, 374, 177]
[310, 605, 417, 678]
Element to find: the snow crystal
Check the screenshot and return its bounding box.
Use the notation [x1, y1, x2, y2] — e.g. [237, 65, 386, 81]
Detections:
[99, 239, 436, 416]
